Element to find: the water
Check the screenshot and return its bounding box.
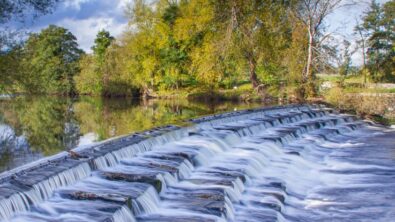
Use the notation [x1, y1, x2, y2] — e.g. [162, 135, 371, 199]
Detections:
[1, 103, 394, 222]
[0, 96, 267, 173]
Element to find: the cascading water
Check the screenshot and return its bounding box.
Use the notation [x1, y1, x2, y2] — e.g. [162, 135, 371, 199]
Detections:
[0, 105, 394, 222]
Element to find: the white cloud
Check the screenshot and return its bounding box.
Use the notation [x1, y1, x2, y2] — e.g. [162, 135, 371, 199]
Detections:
[63, 0, 92, 10]
[57, 17, 127, 52]
[325, 0, 391, 66]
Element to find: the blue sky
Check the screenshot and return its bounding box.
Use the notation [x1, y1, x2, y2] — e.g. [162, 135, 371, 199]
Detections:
[10, 0, 131, 52]
[324, 0, 390, 66]
[7, 0, 390, 65]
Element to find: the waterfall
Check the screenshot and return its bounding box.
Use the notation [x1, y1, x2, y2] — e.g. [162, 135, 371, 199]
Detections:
[113, 205, 136, 222]
[1, 105, 394, 222]
[0, 162, 91, 220]
[132, 186, 161, 215]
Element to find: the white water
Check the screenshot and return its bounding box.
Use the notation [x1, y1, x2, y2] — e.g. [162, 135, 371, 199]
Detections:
[1, 105, 394, 222]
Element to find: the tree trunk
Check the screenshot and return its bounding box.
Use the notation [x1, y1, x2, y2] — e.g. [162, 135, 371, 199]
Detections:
[305, 31, 314, 82]
[305, 29, 316, 97]
[362, 40, 367, 85]
[248, 55, 259, 88]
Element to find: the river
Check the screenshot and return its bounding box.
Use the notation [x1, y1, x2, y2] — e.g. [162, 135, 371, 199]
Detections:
[0, 104, 394, 221]
[0, 96, 269, 173]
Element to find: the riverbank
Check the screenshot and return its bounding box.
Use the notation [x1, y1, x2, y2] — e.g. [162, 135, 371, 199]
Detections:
[144, 84, 264, 102]
[317, 74, 395, 126]
[3, 80, 394, 126]
[1, 104, 395, 221]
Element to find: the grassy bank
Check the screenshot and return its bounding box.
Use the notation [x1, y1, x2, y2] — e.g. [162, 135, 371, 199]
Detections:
[154, 84, 266, 102]
[318, 74, 395, 126]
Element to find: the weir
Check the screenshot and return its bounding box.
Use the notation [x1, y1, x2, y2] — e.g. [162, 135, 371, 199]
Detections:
[0, 104, 394, 222]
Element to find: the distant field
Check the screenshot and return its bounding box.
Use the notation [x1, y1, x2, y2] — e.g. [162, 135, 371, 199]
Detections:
[317, 74, 395, 94]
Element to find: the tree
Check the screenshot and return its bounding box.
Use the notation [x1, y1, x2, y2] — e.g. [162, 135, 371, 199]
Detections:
[360, 0, 394, 82]
[173, 0, 222, 89]
[354, 20, 369, 84]
[284, 17, 309, 98]
[0, 1, 61, 91]
[75, 55, 101, 94]
[0, 48, 22, 92]
[338, 40, 354, 78]
[76, 30, 131, 96]
[211, 0, 293, 90]
[380, 0, 395, 81]
[21, 25, 83, 94]
[124, 0, 163, 96]
[294, 0, 344, 95]
[91, 30, 114, 94]
[92, 30, 114, 65]
[0, 0, 59, 23]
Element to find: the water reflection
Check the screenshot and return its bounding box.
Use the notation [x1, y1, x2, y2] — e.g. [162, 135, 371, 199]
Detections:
[0, 96, 269, 173]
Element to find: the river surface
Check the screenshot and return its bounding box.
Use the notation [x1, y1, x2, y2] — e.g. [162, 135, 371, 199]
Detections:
[0, 104, 394, 222]
[0, 96, 268, 173]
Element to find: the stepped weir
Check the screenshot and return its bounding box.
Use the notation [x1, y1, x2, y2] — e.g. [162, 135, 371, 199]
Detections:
[0, 104, 394, 222]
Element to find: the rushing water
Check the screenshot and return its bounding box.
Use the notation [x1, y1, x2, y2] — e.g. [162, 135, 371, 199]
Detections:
[0, 104, 394, 222]
[0, 96, 267, 173]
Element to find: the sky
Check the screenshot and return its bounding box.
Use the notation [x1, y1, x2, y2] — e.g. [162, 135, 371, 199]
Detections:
[326, 0, 390, 66]
[6, 0, 391, 65]
[9, 0, 131, 52]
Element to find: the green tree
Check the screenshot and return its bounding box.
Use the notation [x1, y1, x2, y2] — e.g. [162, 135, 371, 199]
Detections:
[74, 55, 101, 94]
[338, 40, 353, 79]
[75, 30, 115, 95]
[92, 30, 114, 65]
[1, 0, 61, 92]
[211, 0, 294, 90]
[361, 0, 394, 82]
[0, 46, 24, 92]
[379, 0, 395, 82]
[354, 20, 369, 84]
[124, 0, 162, 96]
[173, 0, 221, 89]
[21, 25, 83, 94]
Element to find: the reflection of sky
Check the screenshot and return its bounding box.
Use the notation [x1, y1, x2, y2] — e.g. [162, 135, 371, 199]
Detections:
[0, 124, 43, 173]
[0, 95, 266, 173]
[0, 124, 27, 150]
[78, 132, 99, 146]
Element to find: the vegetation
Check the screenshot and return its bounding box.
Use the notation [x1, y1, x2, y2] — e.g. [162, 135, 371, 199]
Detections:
[324, 86, 395, 124]
[0, 0, 394, 100]
[0, 0, 59, 23]
[0, 96, 264, 155]
[22, 25, 83, 94]
[355, 0, 394, 83]
[0, 0, 60, 50]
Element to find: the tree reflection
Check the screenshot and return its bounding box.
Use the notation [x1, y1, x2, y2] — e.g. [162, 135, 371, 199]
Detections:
[0, 96, 266, 172]
[0, 96, 77, 155]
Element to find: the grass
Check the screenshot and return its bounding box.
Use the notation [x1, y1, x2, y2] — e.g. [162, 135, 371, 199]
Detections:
[322, 86, 395, 125]
[154, 83, 263, 102]
[318, 73, 395, 94]
[344, 87, 395, 94]
[319, 73, 395, 125]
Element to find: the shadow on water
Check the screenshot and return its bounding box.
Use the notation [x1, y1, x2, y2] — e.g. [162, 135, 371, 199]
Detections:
[0, 95, 273, 173]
